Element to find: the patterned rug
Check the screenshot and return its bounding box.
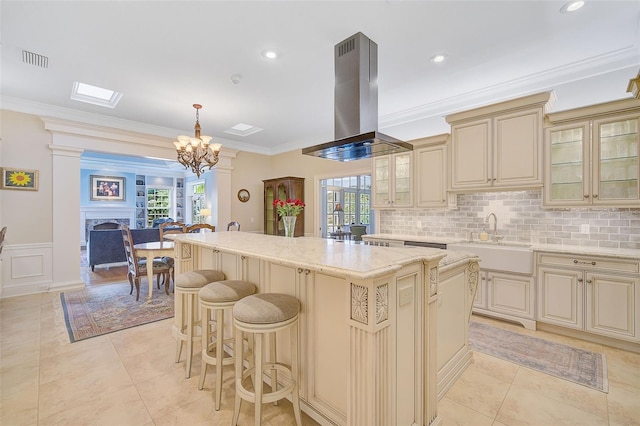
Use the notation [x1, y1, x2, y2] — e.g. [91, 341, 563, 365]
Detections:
[60, 282, 174, 343]
[469, 321, 608, 392]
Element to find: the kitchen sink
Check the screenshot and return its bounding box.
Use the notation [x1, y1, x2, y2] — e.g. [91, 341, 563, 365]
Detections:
[447, 242, 533, 274]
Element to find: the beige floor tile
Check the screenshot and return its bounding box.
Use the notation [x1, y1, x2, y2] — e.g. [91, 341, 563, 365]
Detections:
[0, 384, 39, 426]
[438, 397, 493, 426]
[120, 337, 179, 384]
[0, 336, 40, 369]
[151, 392, 233, 426]
[0, 364, 39, 399]
[38, 360, 134, 420]
[497, 385, 608, 426]
[38, 385, 153, 425]
[110, 319, 176, 359]
[510, 367, 608, 419]
[443, 362, 511, 418]
[38, 338, 124, 385]
[607, 384, 640, 426]
[0, 324, 41, 346]
[470, 351, 519, 384]
[135, 367, 211, 421]
[604, 346, 640, 393]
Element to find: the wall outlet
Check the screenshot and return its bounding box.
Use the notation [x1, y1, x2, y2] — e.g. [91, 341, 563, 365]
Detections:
[581, 224, 590, 234]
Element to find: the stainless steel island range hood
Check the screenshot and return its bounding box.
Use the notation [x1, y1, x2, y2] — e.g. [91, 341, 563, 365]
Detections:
[302, 32, 412, 161]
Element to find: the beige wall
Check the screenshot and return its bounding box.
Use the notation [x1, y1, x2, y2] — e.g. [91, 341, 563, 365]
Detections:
[229, 151, 272, 233]
[0, 110, 54, 244]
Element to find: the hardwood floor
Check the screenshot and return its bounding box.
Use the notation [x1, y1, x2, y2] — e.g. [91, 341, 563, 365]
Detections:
[80, 248, 128, 285]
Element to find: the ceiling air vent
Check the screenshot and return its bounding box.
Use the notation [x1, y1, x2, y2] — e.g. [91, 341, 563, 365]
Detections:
[22, 49, 48, 68]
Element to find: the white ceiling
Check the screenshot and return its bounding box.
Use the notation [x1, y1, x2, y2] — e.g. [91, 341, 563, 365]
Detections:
[2, 1, 640, 157]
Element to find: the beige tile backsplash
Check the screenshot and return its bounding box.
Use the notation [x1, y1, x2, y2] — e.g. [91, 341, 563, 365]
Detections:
[379, 190, 640, 250]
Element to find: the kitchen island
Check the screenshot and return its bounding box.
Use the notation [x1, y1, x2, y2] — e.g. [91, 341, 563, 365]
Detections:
[169, 232, 478, 426]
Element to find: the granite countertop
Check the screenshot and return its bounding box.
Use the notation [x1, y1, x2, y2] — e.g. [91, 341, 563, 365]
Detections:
[168, 232, 472, 279]
[364, 233, 640, 261]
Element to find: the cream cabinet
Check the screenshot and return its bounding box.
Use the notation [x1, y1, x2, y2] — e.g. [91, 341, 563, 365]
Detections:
[537, 252, 640, 343]
[545, 99, 640, 207]
[446, 92, 552, 191]
[413, 134, 449, 208]
[473, 270, 536, 330]
[208, 250, 261, 283]
[373, 152, 413, 208]
[437, 260, 478, 399]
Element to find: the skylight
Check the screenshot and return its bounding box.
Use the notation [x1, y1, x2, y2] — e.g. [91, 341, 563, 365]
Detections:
[70, 82, 122, 108]
[224, 123, 263, 137]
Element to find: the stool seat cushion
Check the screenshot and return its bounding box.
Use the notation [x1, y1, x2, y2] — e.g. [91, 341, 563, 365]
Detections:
[176, 270, 225, 289]
[199, 280, 257, 303]
[233, 293, 300, 324]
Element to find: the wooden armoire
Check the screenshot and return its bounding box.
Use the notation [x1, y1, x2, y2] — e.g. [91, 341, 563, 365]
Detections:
[263, 177, 305, 237]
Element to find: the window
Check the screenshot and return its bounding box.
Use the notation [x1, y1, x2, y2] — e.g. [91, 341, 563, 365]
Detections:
[321, 174, 372, 238]
[191, 182, 206, 224]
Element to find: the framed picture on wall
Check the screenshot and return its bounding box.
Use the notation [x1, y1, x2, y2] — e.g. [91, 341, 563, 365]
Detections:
[90, 175, 126, 201]
[0, 167, 39, 191]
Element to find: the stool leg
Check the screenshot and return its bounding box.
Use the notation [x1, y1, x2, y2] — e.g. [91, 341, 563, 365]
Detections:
[232, 326, 243, 426]
[270, 332, 278, 406]
[185, 293, 194, 378]
[215, 307, 224, 411]
[175, 291, 185, 363]
[198, 304, 210, 390]
[291, 322, 302, 426]
[254, 333, 263, 426]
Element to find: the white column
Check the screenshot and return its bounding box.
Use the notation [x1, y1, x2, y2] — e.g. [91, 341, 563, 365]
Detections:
[207, 150, 235, 230]
[49, 144, 85, 290]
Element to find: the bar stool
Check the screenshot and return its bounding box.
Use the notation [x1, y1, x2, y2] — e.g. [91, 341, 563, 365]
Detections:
[231, 293, 302, 426]
[198, 279, 257, 410]
[173, 269, 226, 378]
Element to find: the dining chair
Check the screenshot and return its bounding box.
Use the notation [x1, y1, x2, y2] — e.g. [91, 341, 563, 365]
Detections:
[187, 223, 216, 233]
[121, 224, 171, 300]
[159, 221, 186, 287]
[226, 221, 240, 231]
[159, 221, 187, 241]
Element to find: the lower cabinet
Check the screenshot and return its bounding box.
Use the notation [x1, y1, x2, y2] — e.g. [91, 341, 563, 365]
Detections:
[537, 252, 640, 343]
[473, 269, 536, 330]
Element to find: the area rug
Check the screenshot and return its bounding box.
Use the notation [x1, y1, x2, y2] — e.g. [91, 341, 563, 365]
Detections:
[468, 321, 608, 392]
[60, 282, 174, 343]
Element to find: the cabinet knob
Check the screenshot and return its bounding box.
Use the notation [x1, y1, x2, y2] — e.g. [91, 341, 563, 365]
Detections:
[577, 277, 584, 283]
[593, 194, 598, 198]
[587, 279, 593, 284]
[584, 194, 590, 198]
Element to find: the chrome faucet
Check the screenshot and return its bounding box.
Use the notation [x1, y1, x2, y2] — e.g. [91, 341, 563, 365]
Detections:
[485, 213, 498, 235]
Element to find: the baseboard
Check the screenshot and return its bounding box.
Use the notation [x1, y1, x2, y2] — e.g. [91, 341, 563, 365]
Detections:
[537, 322, 640, 354]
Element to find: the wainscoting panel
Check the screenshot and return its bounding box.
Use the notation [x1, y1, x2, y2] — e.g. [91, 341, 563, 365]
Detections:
[1, 243, 53, 298]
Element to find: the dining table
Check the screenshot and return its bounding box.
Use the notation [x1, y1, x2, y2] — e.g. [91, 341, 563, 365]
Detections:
[133, 241, 175, 300]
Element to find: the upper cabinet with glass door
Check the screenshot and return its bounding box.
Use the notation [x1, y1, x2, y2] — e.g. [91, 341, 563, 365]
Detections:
[545, 99, 640, 207]
[372, 152, 413, 209]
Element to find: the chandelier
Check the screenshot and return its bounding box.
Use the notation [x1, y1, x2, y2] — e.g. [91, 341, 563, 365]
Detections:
[173, 104, 222, 178]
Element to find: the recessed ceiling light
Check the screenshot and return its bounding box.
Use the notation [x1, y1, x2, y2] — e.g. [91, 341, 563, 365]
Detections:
[70, 81, 122, 108]
[560, 0, 585, 13]
[430, 54, 447, 63]
[224, 123, 263, 137]
[262, 49, 279, 60]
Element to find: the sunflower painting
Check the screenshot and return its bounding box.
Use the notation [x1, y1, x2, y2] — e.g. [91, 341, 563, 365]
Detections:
[0, 167, 39, 191]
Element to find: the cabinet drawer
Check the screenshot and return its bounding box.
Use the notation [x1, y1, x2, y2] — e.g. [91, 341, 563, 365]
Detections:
[537, 252, 639, 274]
